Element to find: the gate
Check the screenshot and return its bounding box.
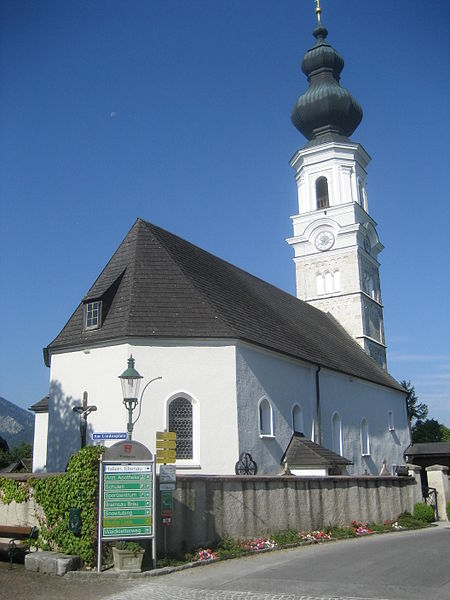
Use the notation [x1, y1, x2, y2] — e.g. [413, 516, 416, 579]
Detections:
[422, 486, 438, 520]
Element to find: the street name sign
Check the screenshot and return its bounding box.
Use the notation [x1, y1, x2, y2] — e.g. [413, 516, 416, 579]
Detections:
[92, 432, 127, 440]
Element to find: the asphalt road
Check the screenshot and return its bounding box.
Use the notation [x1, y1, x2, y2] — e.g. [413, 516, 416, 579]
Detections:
[1, 524, 449, 600]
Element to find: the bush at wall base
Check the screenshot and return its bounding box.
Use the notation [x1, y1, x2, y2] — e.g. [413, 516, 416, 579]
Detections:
[447, 501, 450, 521]
[413, 502, 435, 523]
[112, 542, 145, 572]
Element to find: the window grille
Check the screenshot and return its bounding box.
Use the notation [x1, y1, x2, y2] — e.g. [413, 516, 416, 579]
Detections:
[168, 397, 193, 459]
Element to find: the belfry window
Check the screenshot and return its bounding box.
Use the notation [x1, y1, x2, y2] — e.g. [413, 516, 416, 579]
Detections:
[168, 397, 193, 459]
[316, 177, 329, 209]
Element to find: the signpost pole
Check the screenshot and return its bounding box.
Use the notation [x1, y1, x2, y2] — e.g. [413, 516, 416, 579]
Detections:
[152, 454, 157, 569]
[97, 454, 104, 573]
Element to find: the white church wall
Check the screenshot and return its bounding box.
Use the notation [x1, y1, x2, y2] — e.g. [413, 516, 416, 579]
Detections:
[319, 369, 410, 475]
[236, 344, 316, 475]
[32, 411, 48, 473]
[45, 341, 239, 474]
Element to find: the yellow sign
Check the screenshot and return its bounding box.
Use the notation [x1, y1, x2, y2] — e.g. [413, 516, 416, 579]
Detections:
[156, 439, 176, 449]
[156, 431, 176, 441]
[156, 451, 176, 464]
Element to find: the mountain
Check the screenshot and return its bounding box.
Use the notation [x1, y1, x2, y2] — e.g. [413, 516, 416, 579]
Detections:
[0, 397, 34, 449]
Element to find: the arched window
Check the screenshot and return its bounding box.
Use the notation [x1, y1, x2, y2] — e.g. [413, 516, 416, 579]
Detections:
[388, 410, 394, 431]
[358, 179, 364, 207]
[168, 396, 193, 459]
[333, 270, 341, 292]
[324, 271, 333, 294]
[259, 398, 273, 436]
[316, 273, 324, 295]
[292, 404, 304, 434]
[331, 412, 342, 456]
[361, 418, 370, 455]
[316, 177, 329, 209]
[317, 270, 341, 296]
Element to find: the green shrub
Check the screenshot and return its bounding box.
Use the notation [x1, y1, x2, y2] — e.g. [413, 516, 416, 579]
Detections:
[413, 502, 435, 523]
[114, 541, 143, 556]
[447, 501, 450, 521]
[397, 511, 424, 528]
[271, 529, 303, 546]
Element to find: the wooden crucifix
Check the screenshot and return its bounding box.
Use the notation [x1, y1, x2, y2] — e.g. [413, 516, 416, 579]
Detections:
[72, 391, 97, 449]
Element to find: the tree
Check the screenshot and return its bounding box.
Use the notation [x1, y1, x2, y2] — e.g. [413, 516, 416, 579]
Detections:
[412, 419, 443, 443]
[0, 441, 32, 469]
[440, 424, 450, 442]
[401, 380, 428, 424]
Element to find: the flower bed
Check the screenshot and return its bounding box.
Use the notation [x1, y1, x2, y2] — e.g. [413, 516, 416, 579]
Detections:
[181, 514, 429, 569]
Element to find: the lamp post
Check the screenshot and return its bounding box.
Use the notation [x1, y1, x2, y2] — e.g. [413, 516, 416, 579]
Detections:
[118, 355, 162, 440]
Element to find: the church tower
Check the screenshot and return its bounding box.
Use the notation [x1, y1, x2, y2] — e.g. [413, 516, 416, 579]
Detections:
[287, 6, 387, 369]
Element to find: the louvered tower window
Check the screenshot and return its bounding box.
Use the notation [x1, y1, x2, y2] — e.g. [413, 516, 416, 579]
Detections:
[168, 397, 193, 459]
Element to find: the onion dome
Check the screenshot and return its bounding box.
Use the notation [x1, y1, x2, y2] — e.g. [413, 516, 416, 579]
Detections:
[291, 25, 362, 142]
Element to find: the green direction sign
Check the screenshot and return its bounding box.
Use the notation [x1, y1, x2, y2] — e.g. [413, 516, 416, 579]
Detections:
[104, 482, 151, 490]
[102, 462, 153, 538]
[105, 490, 149, 499]
[103, 526, 151, 536]
[103, 516, 152, 528]
[161, 490, 174, 511]
[105, 500, 151, 509]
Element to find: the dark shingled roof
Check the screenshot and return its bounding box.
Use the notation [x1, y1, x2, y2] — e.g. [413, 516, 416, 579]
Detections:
[45, 218, 403, 392]
[404, 443, 450, 457]
[281, 432, 352, 467]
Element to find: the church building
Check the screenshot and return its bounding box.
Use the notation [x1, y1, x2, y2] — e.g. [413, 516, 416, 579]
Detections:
[33, 11, 410, 477]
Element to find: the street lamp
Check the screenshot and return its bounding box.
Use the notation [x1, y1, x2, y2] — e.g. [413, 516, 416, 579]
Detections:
[118, 355, 161, 440]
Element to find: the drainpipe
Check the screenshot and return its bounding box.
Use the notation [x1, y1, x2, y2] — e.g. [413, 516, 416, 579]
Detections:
[315, 365, 322, 445]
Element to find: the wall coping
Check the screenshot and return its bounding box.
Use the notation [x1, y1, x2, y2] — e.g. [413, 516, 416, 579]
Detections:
[426, 464, 449, 473]
[1, 472, 415, 484]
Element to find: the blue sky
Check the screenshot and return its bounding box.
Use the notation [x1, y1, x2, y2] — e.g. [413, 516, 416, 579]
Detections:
[1, 1, 449, 426]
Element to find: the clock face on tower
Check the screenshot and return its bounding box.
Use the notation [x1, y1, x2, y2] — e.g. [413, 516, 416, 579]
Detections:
[315, 231, 335, 251]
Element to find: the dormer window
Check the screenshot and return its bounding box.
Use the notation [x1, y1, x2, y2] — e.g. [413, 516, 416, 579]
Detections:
[316, 177, 329, 209]
[84, 301, 101, 330]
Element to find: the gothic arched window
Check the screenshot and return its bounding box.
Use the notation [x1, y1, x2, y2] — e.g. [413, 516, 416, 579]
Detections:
[168, 396, 193, 459]
[361, 418, 370, 455]
[316, 177, 329, 209]
[259, 398, 273, 436]
[292, 404, 304, 434]
[332, 412, 342, 456]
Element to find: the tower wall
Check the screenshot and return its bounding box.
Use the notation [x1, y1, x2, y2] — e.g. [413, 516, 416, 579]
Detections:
[288, 142, 387, 369]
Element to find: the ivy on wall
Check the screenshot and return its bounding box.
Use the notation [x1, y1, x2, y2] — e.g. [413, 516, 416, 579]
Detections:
[0, 477, 30, 504]
[0, 446, 105, 567]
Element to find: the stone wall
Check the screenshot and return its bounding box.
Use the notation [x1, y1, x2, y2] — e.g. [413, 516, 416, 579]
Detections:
[157, 473, 421, 554]
[1, 471, 422, 557]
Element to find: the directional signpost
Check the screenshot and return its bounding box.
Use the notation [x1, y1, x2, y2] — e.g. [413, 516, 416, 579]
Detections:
[156, 433, 177, 553]
[156, 431, 176, 464]
[97, 440, 156, 572]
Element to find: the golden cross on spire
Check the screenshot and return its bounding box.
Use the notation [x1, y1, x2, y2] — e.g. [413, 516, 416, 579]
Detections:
[315, 0, 322, 24]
